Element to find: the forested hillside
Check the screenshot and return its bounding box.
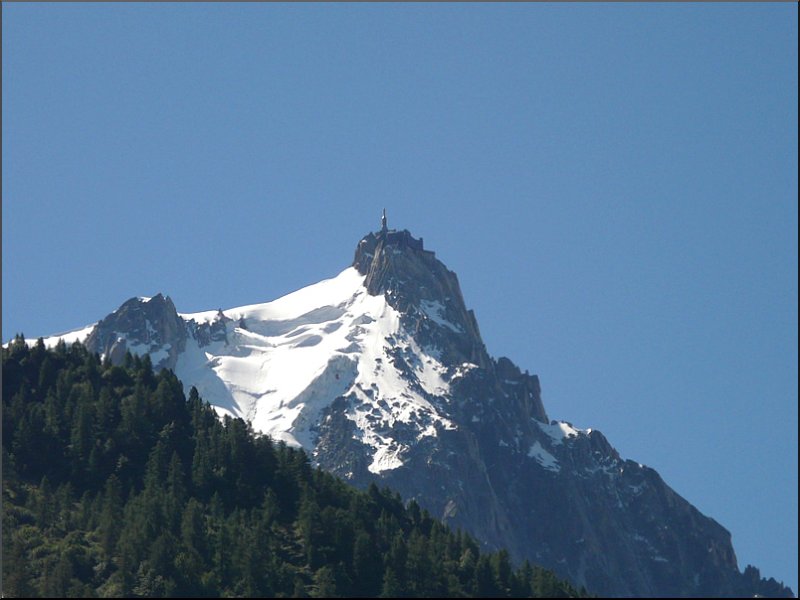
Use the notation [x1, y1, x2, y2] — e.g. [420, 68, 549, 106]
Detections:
[2, 337, 585, 598]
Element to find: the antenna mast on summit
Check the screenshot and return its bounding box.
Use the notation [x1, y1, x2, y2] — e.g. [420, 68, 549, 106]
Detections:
[381, 208, 388, 233]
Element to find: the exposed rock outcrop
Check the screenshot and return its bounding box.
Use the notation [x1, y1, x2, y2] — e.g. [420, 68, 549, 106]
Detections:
[84, 294, 186, 370]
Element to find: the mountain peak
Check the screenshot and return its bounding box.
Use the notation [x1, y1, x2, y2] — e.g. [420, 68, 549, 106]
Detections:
[85, 292, 186, 369]
[352, 221, 490, 370]
[353, 210, 431, 281]
[352, 228, 431, 287]
[20, 221, 790, 598]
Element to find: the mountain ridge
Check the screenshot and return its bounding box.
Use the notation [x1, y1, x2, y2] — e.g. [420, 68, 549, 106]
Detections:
[21, 222, 794, 598]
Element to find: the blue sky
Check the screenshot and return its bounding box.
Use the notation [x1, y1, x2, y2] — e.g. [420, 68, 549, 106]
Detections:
[3, 3, 797, 592]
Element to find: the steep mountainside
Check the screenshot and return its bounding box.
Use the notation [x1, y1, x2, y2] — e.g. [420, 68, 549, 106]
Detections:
[29, 221, 794, 597]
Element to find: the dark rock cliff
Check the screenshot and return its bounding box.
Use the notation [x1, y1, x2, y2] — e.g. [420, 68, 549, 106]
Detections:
[84, 294, 186, 370]
[322, 226, 785, 597]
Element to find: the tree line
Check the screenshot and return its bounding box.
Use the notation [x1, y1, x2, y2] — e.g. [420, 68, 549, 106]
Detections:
[2, 336, 586, 598]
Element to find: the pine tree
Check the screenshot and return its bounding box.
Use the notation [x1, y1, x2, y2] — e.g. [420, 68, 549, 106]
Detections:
[311, 565, 339, 598]
[2, 534, 35, 598]
[380, 565, 402, 598]
[99, 475, 124, 557]
[353, 530, 382, 597]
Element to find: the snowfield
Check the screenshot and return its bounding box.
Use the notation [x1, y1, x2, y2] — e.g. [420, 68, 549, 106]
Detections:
[175, 267, 455, 473]
[24, 266, 584, 476]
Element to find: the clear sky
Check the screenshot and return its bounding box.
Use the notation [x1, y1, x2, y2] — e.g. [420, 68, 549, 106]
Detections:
[3, 3, 797, 593]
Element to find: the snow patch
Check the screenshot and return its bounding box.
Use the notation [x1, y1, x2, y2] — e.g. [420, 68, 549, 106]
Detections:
[528, 441, 560, 472]
[24, 324, 97, 348]
[451, 362, 478, 379]
[537, 420, 587, 445]
[420, 299, 463, 333]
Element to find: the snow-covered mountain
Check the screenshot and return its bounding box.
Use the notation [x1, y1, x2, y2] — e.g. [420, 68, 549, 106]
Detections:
[31, 221, 792, 597]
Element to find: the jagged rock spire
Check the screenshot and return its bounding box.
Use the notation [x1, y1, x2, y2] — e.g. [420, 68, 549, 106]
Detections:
[352, 227, 496, 373]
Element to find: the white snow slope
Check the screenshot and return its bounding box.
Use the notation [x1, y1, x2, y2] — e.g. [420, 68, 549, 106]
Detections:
[31, 268, 456, 473]
[170, 267, 453, 474]
[29, 266, 586, 476]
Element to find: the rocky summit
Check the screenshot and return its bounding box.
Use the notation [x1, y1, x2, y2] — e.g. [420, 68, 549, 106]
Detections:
[33, 216, 793, 597]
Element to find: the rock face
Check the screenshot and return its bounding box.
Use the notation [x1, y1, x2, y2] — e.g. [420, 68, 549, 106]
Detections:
[318, 229, 753, 597]
[355, 230, 494, 372]
[84, 294, 187, 370]
[37, 224, 793, 598]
